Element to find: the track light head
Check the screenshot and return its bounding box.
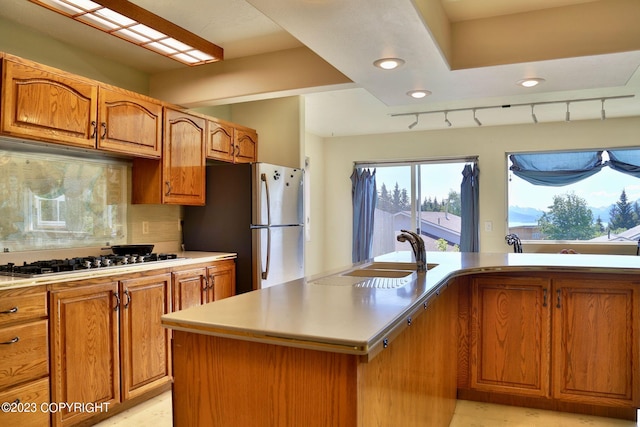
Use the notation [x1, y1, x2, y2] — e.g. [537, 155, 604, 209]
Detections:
[473, 109, 482, 126]
[408, 114, 419, 129]
[565, 102, 571, 122]
[601, 99, 606, 120]
[531, 105, 538, 124]
[444, 111, 452, 127]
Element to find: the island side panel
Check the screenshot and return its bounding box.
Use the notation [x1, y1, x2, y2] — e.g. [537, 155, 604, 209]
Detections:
[357, 280, 459, 427]
[171, 331, 358, 427]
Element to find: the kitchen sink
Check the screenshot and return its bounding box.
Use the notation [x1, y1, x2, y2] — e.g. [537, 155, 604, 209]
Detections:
[359, 262, 438, 271]
[342, 269, 414, 278]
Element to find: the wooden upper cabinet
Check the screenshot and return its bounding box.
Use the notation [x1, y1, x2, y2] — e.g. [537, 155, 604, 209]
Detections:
[552, 278, 640, 407]
[97, 87, 162, 158]
[1, 58, 97, 149]
[206, 119, 235, 162]
[206, 118, 258, 164]
[0, 56, 163, 158]
[132, 107, 206, 205]
[470, 276, 551, 398]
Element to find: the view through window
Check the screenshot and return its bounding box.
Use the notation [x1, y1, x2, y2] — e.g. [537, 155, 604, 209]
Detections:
[508, 151, 640, 243]
[370, 160, 472, 258]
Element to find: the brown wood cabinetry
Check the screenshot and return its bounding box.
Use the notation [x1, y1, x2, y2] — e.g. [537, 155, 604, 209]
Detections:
[470, 276, 551, 397]
[462, 273, 640, 415]
[50, 281, 120, 427]
[172, 260, 237, 312]
[96, 87, 162, 158]
[50, 273, 172, 427]
[1, 58, 97, 149]
[119, 274, 172, 401]
[132, 107, 206, 205]
[552, 278, 639, 408]
[0, 285, 50, 427]
[1, 56, 162, 158]
[208, 259, 236, 301]
[207, 118, 258, 164]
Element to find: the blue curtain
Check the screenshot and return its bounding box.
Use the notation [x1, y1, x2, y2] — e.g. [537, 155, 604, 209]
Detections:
[509, 151, 604, 186]
[460, 163, 479, 252]
[607, 149, 640, 178]
[351, 168, 377, 263]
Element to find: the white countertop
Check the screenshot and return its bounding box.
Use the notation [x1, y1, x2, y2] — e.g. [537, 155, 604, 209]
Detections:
[161, 251, 640, 357]
[0, 251, 236, 290]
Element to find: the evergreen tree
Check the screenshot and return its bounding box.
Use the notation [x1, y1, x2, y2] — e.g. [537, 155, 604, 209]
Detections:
[400, 188, 410, 211]
[595, 216, 605, 234]
[609, 189, 636, 230]
[378, 183, 393, 212]
[538, 192, 597, 240]
[392, 182, 402, 213]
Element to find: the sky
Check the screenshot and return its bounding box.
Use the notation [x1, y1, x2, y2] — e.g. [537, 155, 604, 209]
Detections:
[372, 160, 640, 213]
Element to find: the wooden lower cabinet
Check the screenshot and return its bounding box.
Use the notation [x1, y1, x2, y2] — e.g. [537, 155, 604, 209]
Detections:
[470, 276, 551, 397]
[552, 278, 640, 408]
[462, 273, 640, 417]
[50, 273, 171, 427]
[0, 285, 50, 427]
[172, 260, 237, 312]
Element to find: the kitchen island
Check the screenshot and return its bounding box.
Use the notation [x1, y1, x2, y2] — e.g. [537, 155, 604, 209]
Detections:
[161, 252, 640, 426]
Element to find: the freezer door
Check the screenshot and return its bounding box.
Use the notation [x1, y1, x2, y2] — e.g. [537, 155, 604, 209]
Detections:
[253, 163, 303, 226]
[252, 226, 304, 289]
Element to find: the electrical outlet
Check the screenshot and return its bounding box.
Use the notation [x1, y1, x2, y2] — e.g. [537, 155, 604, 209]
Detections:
[142, 221, 149, 234]
[484, 221, 493, 232]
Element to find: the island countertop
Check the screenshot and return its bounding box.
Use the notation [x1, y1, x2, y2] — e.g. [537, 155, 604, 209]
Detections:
[160, 251, 640, 357]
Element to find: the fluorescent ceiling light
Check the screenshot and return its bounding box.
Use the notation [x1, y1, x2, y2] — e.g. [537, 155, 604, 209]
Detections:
[29, 0, 223, 66]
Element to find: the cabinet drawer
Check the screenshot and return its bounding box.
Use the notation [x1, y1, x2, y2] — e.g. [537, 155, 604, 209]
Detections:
[0, 292, 47, 327]
[0, 320, 49, 389]
[0, 377, 50, 427]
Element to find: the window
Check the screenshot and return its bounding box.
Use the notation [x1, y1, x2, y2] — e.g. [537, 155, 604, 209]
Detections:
[366, 159, 475, 257]
[508, 149, 640, 242]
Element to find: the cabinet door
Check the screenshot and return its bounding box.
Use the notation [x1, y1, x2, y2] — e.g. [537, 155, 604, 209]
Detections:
[172, 268, 208, 311]
[207, 260, 236, 302]
[552, 279, 640, 407]
[50, 282, 120, 427]
[234, 127, 258, 164]
[162, 108, 206, 205]
[206, 119, 234, 162]
[470, 276, 551, 397]
[97, 87, 162, 158]
[1, 59, 98, 149]
[120, 274, 172, 401]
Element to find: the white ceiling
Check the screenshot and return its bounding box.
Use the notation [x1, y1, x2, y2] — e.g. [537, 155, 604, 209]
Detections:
[1, 0, 639, 137]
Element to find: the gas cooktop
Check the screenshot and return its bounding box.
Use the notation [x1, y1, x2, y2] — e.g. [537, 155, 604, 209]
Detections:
[0, 253, 180, 278]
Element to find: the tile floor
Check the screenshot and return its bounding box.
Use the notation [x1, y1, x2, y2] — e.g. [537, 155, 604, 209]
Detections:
[95, 392, 638, 426]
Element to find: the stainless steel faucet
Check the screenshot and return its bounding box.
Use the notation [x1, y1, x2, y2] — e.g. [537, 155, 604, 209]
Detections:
[397, 229, 427, 272]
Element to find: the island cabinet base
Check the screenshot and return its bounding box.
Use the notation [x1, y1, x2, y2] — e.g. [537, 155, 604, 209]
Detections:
[171, 283, 459, 427]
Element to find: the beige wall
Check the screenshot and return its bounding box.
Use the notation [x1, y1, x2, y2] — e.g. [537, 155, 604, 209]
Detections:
[304, 132, 326, 276]
[0, 17, 149, 93]
[318, 117, 640, 272]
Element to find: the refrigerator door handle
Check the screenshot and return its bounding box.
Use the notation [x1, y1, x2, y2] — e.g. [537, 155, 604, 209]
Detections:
[261, 228, 271, 280]
[261, 173, 272, 226]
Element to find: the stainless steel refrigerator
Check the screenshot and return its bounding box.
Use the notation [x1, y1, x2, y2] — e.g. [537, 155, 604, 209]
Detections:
[182, 163, 304, 294]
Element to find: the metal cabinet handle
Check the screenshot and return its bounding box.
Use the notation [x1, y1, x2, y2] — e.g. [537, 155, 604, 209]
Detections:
[543, 288, 548, 307]
[202, 276, 209, 291]
[123, 289, 131, 309]
[0, 337, 19, 345]
[556, 289, 562, 309]
[100, 122, 107, 139]
[165, 181, 172, 196]
[0, 306, 18, 314]
[114, 292, 121, 311]
[90, 121, 97, 138]
[209, 276, 215, 290]
[234, 144, 240, 157]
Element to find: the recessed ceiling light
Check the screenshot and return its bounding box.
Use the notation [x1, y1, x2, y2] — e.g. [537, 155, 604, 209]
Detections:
[407, 90, 431, 99]
[517, 78, 545, 88]
[373, 58, 405, 70]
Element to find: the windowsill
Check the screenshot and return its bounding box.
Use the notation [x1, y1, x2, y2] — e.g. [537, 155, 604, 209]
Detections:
[518, 240, 638, 256]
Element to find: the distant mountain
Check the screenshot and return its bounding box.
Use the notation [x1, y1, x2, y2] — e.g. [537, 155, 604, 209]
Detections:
[509, 203, 630, 227]
[509, 206, 544, 225]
